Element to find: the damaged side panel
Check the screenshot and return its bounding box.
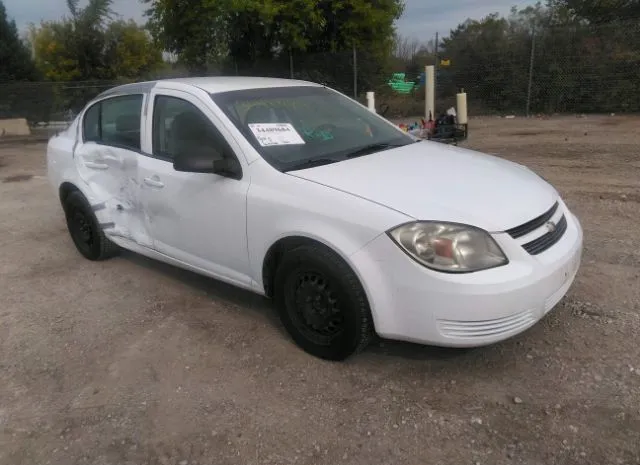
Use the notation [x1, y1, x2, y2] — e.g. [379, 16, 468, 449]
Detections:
[75, 143, 152, 248]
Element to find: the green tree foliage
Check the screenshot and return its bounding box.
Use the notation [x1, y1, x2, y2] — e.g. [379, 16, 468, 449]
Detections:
[30, 0, 163, 81]
[0, 0, 42, 121]
[23, 0, 163, 118]
[547, 0, 640, 24]
[104, 20, 165, 79]
[144, 0, 230, 73]
[307, 0, 403, 53]
[0, 0, 38, 81]
[440, 2, 640, 114]
[143, 0, 403, 76]
[30, 21, 84, 81]
[440, 13, 533, 113]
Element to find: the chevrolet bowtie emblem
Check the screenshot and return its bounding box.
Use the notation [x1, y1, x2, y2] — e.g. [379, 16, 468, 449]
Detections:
[546, 221, 557, 233]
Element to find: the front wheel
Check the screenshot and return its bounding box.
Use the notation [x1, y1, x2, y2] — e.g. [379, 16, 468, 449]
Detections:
[274, 244, 373, 361]
[63, 191, 119, 261]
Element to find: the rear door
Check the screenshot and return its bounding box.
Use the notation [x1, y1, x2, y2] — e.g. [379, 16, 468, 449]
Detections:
[137, 88, 252, 287]
[74, 93, 152, 247]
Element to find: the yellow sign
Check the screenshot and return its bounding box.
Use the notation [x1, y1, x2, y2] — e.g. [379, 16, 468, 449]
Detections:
[440, 59, 451, 67]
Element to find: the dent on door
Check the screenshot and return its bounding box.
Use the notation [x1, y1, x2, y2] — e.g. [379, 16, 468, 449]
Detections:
[75, 143, 151, 247]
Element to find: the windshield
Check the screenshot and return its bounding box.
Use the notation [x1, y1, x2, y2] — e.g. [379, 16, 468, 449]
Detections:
[210, 86, 415, 172]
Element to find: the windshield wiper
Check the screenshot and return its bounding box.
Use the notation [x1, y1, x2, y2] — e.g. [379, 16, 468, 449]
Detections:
[344, 142, 406, 159]
[283, 142, 409, 172]
[283, 158, 340, 172]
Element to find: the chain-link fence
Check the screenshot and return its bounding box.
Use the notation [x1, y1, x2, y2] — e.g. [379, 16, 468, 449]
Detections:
[0, 48, 408, 126]
[438, 19, 640, 116]
[0, 80, 120, 124]
[1, 19, 638, 129]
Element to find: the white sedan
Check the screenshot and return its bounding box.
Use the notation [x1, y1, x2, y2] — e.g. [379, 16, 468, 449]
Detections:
[46, 77, 583, 360]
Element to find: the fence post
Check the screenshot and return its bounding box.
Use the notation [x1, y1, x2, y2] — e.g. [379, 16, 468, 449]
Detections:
[526, 29, 536, 117]
[353, 45, 358, 99]
[434, 31, 439, 86]
[289, 48, 294, 79]
[425, 65, 435, 121]
[366, 91, 376, 112]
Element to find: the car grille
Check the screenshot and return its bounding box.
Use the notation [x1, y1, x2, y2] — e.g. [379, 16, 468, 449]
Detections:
[506, 201, 558, 238]
[522, 215, 568, 255]
[438, 310, 537, 339]
[505, 201, 567, 255]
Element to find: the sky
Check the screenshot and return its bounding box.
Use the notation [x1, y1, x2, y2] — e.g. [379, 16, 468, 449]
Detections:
[5, 0, 538, 39]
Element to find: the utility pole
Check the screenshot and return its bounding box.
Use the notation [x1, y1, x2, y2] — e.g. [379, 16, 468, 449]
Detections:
[353, 45, 358, 99]
[434, 32, 439, 116]
[289, 48, 294, 79]
[526, 29, 536, 117]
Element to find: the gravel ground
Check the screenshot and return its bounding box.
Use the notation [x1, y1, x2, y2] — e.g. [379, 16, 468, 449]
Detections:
[1, 115, 639, 465]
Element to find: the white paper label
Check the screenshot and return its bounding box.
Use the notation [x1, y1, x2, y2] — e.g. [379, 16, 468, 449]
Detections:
[248, 123, 306, 147]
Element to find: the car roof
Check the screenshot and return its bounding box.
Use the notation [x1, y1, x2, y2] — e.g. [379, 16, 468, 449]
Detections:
[96, 76, 322, 100]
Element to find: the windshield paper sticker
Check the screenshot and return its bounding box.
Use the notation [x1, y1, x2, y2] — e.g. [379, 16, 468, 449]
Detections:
[248, 123, 306, 147]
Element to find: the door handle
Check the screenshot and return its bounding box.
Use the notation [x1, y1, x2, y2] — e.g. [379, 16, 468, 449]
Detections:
[85, 161, 108, 170]
[144, 177, 165, 188]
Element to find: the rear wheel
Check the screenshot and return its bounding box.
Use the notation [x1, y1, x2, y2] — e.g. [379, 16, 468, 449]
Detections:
[63, 191, 119, 261]
[274, 244, 373, 361]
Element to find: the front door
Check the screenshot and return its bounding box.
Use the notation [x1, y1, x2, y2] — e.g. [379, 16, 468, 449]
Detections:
[138, 89, 252, 287]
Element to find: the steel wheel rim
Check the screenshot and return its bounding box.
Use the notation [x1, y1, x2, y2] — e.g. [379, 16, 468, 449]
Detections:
[289, 270, 345, 345]
[71, 208, 95, 252]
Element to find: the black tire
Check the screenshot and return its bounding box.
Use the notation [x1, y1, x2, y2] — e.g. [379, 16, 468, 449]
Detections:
[274, 244, 373, 361]
[63, 191, 119, 261]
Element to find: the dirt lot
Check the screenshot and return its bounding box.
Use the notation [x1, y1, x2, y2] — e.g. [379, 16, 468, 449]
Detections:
[1, 116, 639, 465]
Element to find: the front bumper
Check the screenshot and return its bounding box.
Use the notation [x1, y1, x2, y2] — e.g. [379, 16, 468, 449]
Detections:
[350, 205, 583, 347]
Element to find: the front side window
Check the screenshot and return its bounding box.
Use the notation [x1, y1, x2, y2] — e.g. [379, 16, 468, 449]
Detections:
[82, 94, 143, 151]
[152, 95, 229, 163]
[211, 86, 414, 172]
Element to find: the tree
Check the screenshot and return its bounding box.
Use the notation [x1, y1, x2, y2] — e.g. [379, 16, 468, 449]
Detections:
[29, 0, 162, 81]
[27, 0, 163, 119]
[104, 20, 164, 79]
[437, 2, 640, 115]
[144, 0, 231, 73]
[546, 0, 640, 24]
[29, 0, 113, 81]
[225, 0, 325, 65]
[0, 0, 38, 81]
[0, 0, 42, 122]
[30, 21, 83, 81]
[389, 34, 435, 84]
[440, 14, 529, 113]
[393, 34, 423, 62]
[142, 0, 403, 73]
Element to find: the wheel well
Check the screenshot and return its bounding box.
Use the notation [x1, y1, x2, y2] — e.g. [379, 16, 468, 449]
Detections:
[262, 236, 335, 298]
[59, 182, 79, 206]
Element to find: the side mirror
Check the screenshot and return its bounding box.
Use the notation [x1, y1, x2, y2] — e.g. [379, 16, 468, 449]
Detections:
[173, 148, 242, 179]
[212, 157, 242, 179]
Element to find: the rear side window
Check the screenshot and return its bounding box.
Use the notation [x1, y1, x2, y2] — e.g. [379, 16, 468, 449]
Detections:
[83, 104, 100, 142]
[82, 94, 143, 151]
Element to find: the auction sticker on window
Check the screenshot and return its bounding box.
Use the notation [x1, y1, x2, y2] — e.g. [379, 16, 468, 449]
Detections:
[248, 123, 306, 147]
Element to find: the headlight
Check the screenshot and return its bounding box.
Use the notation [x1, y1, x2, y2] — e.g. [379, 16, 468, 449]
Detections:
[387, 222, 508, 273]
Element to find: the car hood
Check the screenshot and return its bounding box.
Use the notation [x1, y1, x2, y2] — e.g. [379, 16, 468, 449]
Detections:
[287, 141, 558, 232]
